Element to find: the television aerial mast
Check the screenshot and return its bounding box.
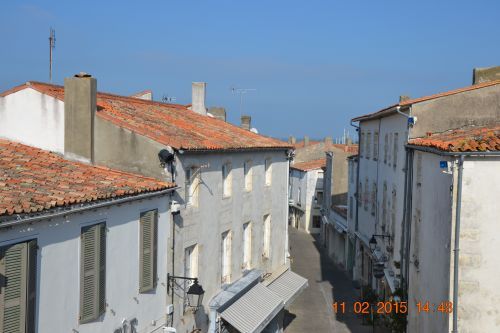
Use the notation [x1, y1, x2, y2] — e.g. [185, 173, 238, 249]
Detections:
[231, 86, 256, 114]
[49, 28, 56, 82]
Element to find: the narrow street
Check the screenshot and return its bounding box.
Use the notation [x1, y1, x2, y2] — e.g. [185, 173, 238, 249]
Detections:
[284, 228, 375, 333]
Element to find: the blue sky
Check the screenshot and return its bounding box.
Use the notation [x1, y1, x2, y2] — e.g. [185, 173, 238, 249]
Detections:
[1, 1, 499, 140]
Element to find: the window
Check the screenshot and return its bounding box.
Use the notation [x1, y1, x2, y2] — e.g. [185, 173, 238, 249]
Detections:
[244, 160, 253, 191]
[221, 231, 232, 284]
[263, 214, 271, 258]
[384, 134, 388, 164]
[393, 133, 399, 169]
[391, 186, 397, 239]
[350, 161, 355, 183]
[298, 187, 302, 205]
[373, 131, 379, 161]
[349, 196, 353, 219]
[186, 166, 200, 206]
[0, 240, 37, 332]
[80, 223, 106, 323]
[185, 244, 198, 279]
[242, 223, 252, 270]
[316, 191, 324, 206]
[358, 182, 362, 207]
[265, 158, 272, 186]
[363, 178, 369, 211]
[312, 215, 321, 228]
[140, 210, 158, 293]
[365, 131, 371, 159]
[388, 133, 393, 166]
[382, 182, 388, 230]
[222, 162, 232, 197]
[371, 182, 377, 216]
[360, 132, 365, 158]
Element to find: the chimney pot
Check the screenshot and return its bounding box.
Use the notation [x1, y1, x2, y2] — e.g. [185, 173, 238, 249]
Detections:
[241, 115, 251, 130]
[192, 82, 207, 115]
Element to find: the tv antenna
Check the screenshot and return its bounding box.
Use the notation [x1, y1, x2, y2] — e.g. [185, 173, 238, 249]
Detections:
[49, 28, 56, 82]
[231, 86, 256, 114]
[162, 95, 177, 103]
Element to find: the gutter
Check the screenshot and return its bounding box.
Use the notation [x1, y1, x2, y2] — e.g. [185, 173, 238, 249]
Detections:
[0, 187, 180, 229]
[405, 145, 500, 157]
[451, 156, 464, 333]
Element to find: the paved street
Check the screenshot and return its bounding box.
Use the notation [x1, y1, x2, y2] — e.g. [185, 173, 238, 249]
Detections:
[284, 228, 375, 333]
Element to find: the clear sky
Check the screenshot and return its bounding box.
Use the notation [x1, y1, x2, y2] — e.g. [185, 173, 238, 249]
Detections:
[1, 0, 499, 140]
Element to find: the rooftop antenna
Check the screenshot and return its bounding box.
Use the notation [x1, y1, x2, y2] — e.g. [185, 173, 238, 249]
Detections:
[231, 86, 256, 115]
[162, 95, 177, 103]
[49, 28, 56, 82]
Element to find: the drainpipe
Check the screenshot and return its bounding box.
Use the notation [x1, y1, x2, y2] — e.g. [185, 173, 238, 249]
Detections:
[452, 155, 464, 333]
[350, 120, 361, 282]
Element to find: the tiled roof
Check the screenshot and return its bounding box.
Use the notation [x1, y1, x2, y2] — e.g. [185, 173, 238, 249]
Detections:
[408, 124, 500, 152]
[0, 139, 175, 218]
[291, 158, 326, 171]
[352, 80, 500, 122]
[1, 81, 291, 151]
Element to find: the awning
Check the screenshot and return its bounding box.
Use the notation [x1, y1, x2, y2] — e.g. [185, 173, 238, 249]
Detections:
[266, 270, 308, 308]
[220, 283, 283, 333]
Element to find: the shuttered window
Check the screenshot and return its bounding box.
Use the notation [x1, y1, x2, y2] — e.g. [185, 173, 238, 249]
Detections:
[0, 240, 37, 333]
[80, 223, 106, 324]
[140, 210, 158, 293]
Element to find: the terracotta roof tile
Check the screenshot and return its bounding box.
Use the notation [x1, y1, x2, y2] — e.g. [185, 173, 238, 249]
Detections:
[408, 124, 500, 152]
[0, 139, 175, 218]
[1, 82, 291, 151]
[291, 158, 326, 171]
[352, 80, 500, 122]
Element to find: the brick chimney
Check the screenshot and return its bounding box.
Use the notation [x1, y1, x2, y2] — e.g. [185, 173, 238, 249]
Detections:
[304, 136, 310, 146]
[288, 136, 296, 144]
[192, 82, 207, 115]
[473, 66, 500, 84]
[209, 107, 226, 121]
[241, 115, 251, 130]
[64, 72, 96, 163]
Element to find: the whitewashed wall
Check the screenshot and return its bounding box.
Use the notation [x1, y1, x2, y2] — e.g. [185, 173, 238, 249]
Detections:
[0, 88, 64, 153]
[0, 196, 170, 333]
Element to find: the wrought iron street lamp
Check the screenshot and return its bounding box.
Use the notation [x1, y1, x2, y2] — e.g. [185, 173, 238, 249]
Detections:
[167, 274, 205, 310]
[368, 234, 391, 252]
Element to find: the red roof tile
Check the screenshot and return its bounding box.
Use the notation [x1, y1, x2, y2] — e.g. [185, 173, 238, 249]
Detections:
[0, 139, 175, 218]
[291, 158, 326, 171]
[408, 124, 500, 152]
[352, 80, 500, 122]
[1, 82, 291, 151]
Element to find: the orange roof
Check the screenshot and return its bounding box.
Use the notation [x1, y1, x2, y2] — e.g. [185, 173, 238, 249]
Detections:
[291, 158, 326, 171]
[0, 139, 175, 218]
[408, 124, 500, 152]
[1, 82, 291, 151]
[352, 80, 500, 122]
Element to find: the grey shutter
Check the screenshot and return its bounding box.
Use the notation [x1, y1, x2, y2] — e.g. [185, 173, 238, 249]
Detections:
[0, 242, 28, 333]
[80, 223, 105, 323]
[139, 210, 157, 292]
[26, 240, 37, 333]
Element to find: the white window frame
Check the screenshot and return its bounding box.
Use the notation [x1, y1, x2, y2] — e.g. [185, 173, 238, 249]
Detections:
[186, 166, 200, 206]
[221, 231, 232, 284]
[222, 162, 232, 198]
[366, 131, 371, 159]
[184, 244, 198, 279]
[265, 158, 272, 186]
[393, 133, 399, 169]
[262, 214, 271, 259]
[242, 223, 252, 270]
[244, 160, 253, 192]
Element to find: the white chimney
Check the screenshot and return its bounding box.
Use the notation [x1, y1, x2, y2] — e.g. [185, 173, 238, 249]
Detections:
[192, 82, 207, 115]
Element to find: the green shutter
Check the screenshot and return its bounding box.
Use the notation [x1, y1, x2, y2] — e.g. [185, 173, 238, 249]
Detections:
[0, 242, 28, 333]
[26, 240, 37, 333]
[80, 223, 106, 323]
[139, 210, 157, 292]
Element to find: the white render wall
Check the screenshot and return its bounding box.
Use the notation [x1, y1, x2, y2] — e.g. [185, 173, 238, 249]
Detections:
[0, 196, 170, 333]
[0, 88, 65, 153]
[171, 150, 290, 332]
[453, 157, 500, 332]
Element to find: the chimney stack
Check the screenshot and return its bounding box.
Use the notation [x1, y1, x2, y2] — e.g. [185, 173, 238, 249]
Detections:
[209, 107, 226, 121]
[64, 72, 96, 163]
[304, 136, 310, 146]
[399, 95, 411, 102]
[473, 66, 500, 84]
[241, 115, 251, 130]
[324, 136, 332, 146]
[346, 137, 353, 145]
[288, 136, 296, 144]
[192, 82, 207, 115]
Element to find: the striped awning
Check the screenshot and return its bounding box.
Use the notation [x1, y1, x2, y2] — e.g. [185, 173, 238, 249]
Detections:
[220, 283, 283, 333]
[266, 270, 308, 308]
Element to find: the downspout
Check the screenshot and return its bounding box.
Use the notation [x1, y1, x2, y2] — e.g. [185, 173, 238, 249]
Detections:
[350, 120, 360, 233]
[452, 155, 465, 333]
